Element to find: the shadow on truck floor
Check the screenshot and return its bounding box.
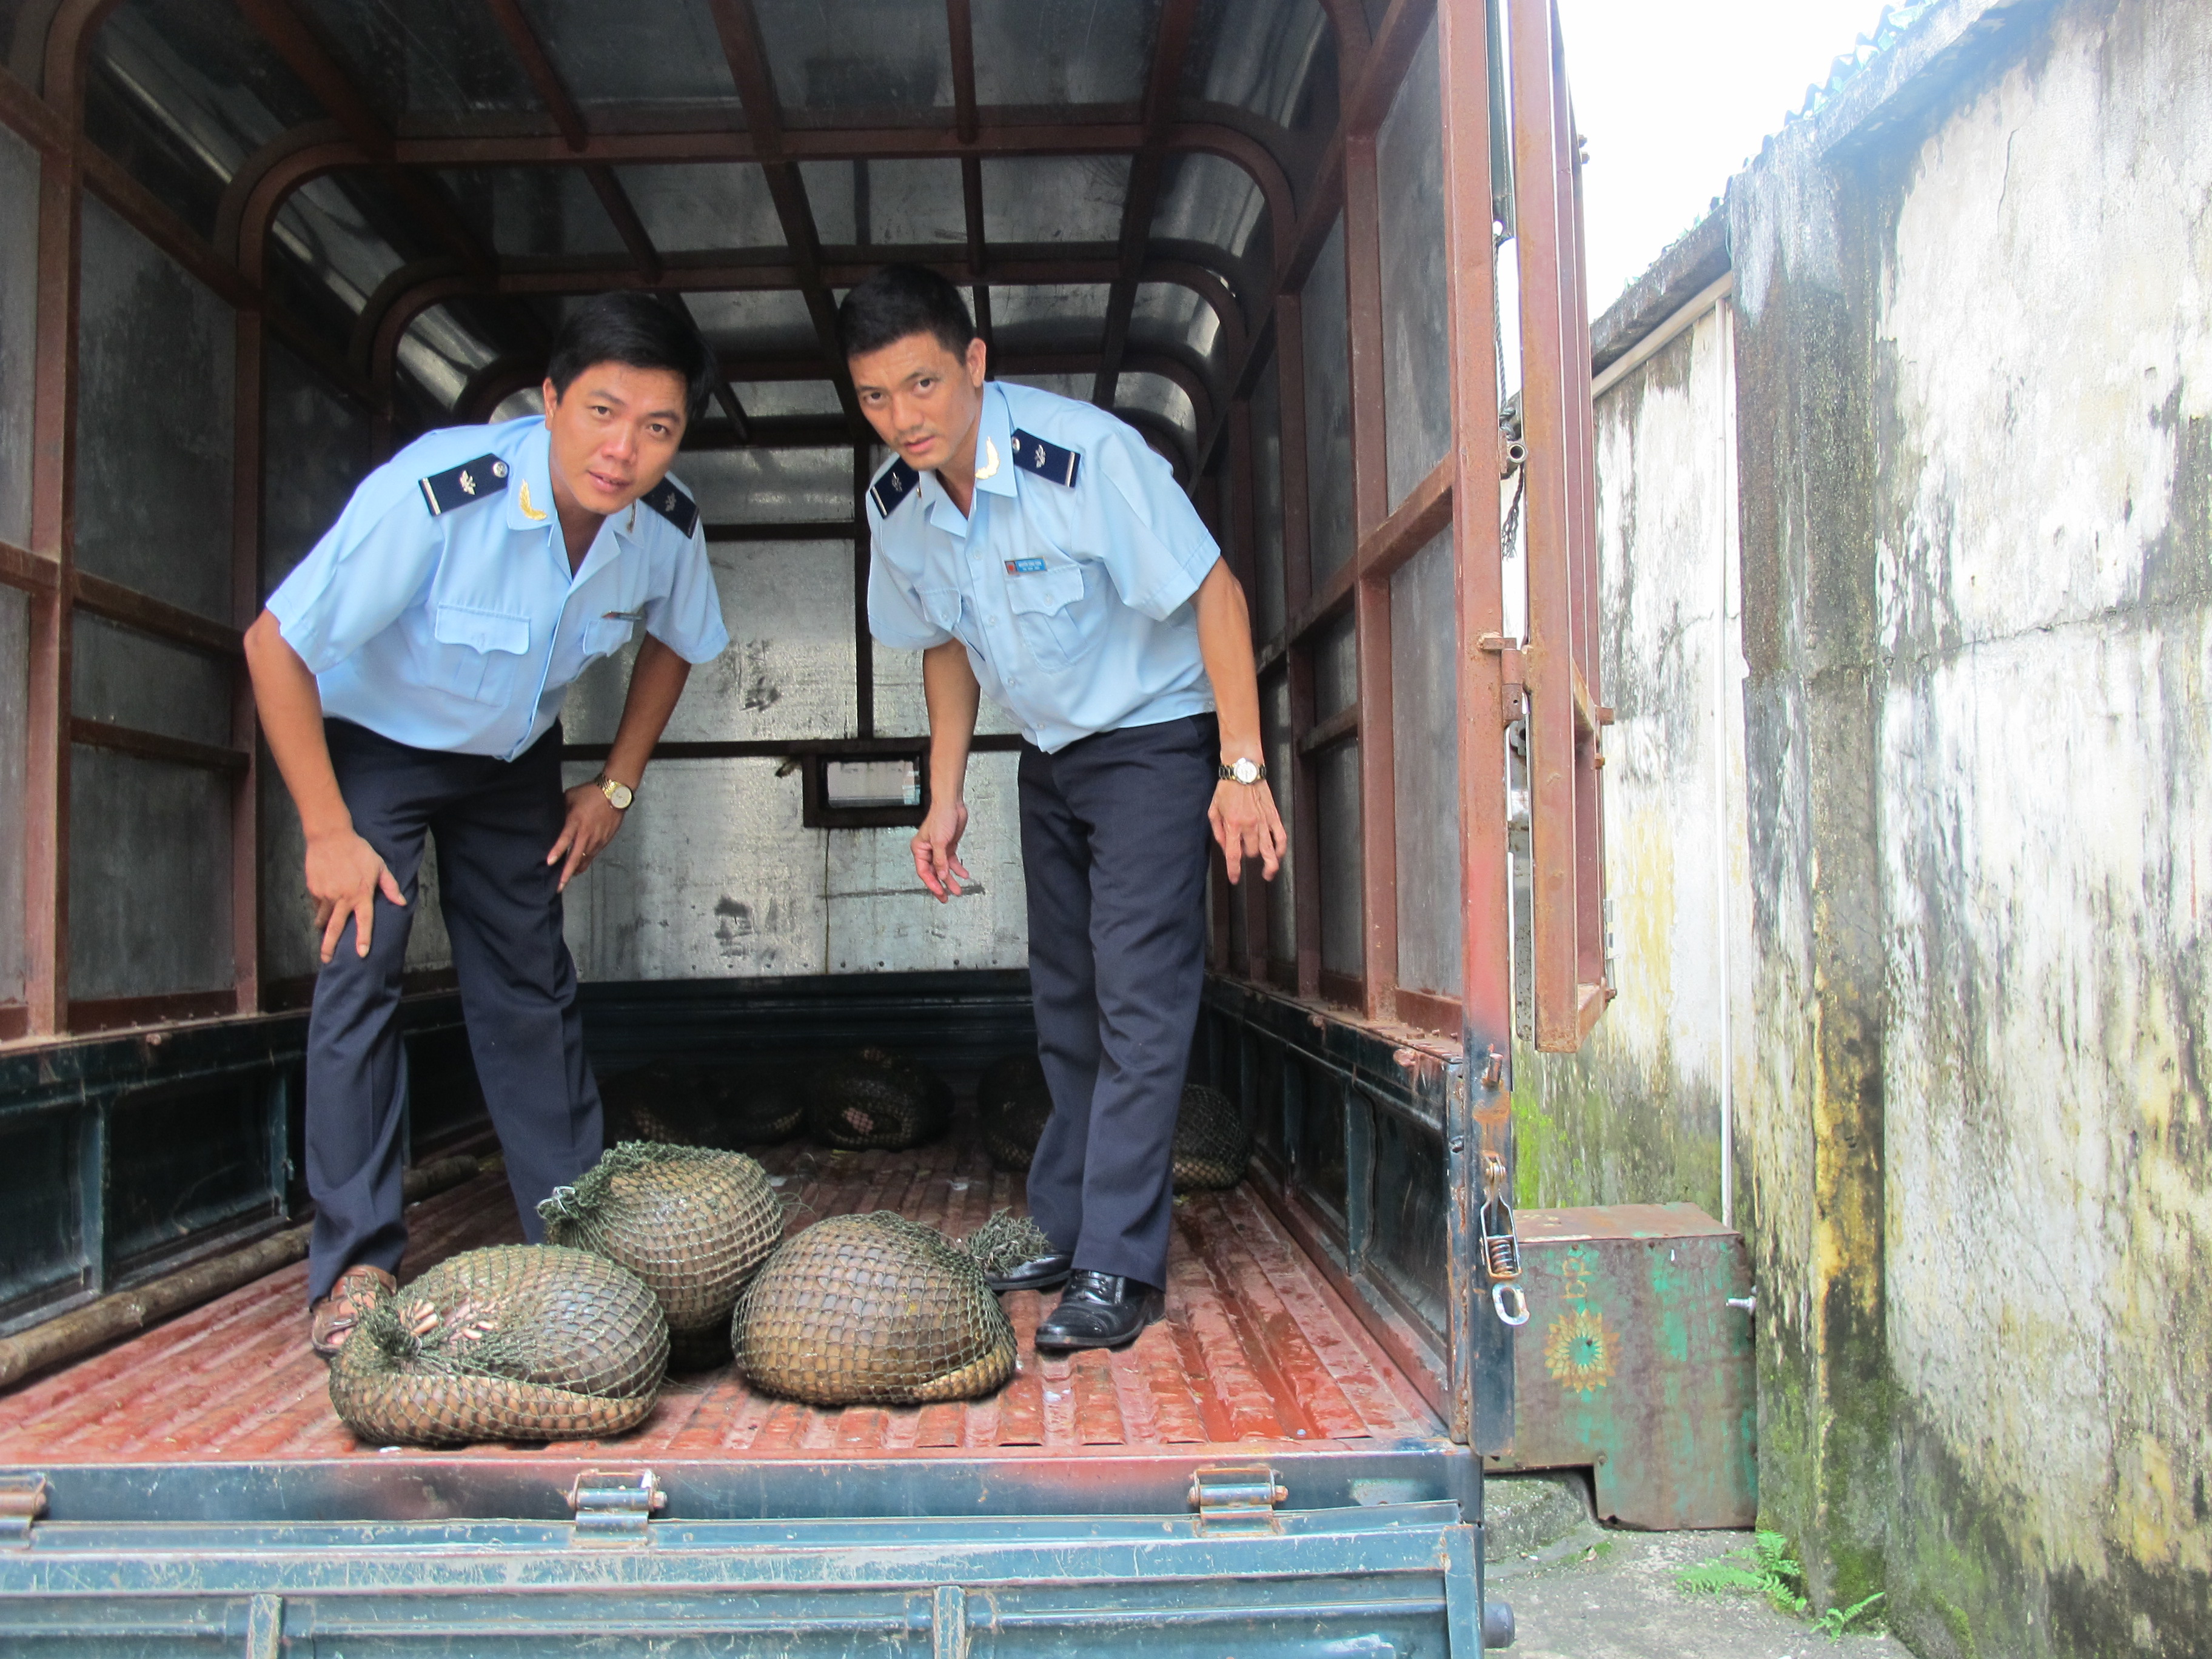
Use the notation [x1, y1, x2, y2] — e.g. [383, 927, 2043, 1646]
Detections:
[0, 1110, 1441, 1464]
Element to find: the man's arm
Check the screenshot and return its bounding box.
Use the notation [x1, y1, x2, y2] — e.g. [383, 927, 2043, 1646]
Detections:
[547, 634, 691, 890]
[912, 638, 982, 902]
[244, 611, 407, 963]
[1193, 559, 1287, 883]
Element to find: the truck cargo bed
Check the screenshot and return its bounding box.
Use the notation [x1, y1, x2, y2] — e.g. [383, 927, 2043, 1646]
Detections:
[0, 1111, 1438, 1467]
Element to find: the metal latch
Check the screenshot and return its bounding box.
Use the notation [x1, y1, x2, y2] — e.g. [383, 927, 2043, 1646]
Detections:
[566, 1468, 664, 1544]
[0, 1473, 47, 1546]
[1190, 1463, 1287, 1534]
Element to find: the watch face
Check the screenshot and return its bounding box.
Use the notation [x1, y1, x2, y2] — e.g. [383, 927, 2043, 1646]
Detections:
[1232, 758, 1261, 785]
[604, 780, 634, 809]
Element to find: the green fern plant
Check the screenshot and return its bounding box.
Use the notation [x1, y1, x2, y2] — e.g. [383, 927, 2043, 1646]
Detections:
[1676, 1530, 1810, 1617]
[1814, 1591, 1888, 1637]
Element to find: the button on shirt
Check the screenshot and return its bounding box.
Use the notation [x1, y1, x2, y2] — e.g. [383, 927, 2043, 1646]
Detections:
[866, 382, 1221, 754]
[267, 417, 730, 760]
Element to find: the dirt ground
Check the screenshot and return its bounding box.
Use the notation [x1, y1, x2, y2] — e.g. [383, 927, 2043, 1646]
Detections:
[1492, 1524, 1912, 1659]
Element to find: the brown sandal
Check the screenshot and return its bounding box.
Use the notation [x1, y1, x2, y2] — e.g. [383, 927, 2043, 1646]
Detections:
[309, 1264, 397, 1360]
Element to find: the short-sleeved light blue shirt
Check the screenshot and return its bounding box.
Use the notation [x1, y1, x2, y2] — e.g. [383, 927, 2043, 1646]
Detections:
[267, 416, 730, 761]
[865, 382, 1220, 754]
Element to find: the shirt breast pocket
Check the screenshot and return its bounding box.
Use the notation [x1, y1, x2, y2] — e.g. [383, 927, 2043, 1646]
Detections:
[1005, 563, 1096, 670]
[429, 603, 531, 703]
[581, 614, 638, 659]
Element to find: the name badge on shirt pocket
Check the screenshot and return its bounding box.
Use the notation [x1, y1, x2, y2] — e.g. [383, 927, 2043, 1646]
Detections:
[431, 603, 530, 703]
[1005, 558, 1047, 575]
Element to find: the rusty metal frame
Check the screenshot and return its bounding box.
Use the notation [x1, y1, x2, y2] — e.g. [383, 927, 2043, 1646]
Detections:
[1506, 0, 1609, 1052]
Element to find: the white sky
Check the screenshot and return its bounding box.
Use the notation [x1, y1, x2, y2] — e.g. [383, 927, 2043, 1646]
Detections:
[1555, 0, 1897, 313]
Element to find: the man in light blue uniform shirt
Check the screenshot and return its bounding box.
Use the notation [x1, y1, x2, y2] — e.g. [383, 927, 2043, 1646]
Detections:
[246, 295, 729, 1358]
[848, 266, 1286, 1351]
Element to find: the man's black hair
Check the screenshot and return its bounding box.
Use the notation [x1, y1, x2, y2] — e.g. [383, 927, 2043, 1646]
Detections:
[545, 293, 716, 424]
[839, 264, 978, 361]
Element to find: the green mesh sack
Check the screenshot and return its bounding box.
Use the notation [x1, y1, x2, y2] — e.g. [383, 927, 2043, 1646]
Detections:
[732, 1213, 1016, 1406]
[1172, 1083, 1251, 1191]
[961, 1210, 1057, 1276]
[804, 1048, 951, 1151]
[539, 1142, 785, 1368]
[600, 1059, 807, 1148]
[976, 1053, 1054, 1173]
[327, 1244, 668, 1446]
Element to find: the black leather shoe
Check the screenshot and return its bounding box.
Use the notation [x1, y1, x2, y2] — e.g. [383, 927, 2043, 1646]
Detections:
[984, 1250, 1073, 1294]
[1033, 1270, 1165, 1351]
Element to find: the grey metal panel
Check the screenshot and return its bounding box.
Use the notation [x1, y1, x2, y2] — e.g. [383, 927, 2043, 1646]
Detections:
[1130, 281, 1223, 374]
[1314, 611, 1357, 719]
[73, 195, 234, 622]
[1263, 672, 1295, 961]
[616, 164, 782, 253]
[490, 387, 545, 422]
[981, 158, 1132, 246]
[1377, 12, 1451, 509]
[397, 301, 497, 411]
[562, 757, 831, 981]
[566, 540, 858, 745]
[1392, 525, 1460, 997]
[518, 0, 739, 106]
[686, 290, 821, 356]
[1301, 214, 1354, 586]
[1316, 737, 1362, 977]
[1118, 369, 1196, 444]
[827, 750, 1028, 972]
[1150, 150, 1269, 273]
[973, 0, 1161, 106]
[259, 774, 454, 987]
[753, 0, 953, 111]
[802, 158, 967, 248]
[269, 173, 408, 321]
[0, 1107, 82, 1322]
[1251, 353, 1287, 642]
[261, 341, 372, 596]
[71, 616, 233, 748]
[437, 168, 625, 259]
[66, 748, 233, 1000]
[990, 283, 1113, 352]
[871, 645, 1024, 739]
[0, 122, 36, 549]
[1182, 0, 1330, 129]
[729, 379, 844, 417]
[677, 447, 853, 523]
[294, 0, 538, 121]
[0, 593, 25, 1005]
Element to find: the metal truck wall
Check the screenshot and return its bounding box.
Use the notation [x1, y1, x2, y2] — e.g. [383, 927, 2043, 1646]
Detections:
[0, 121, 33, 1013]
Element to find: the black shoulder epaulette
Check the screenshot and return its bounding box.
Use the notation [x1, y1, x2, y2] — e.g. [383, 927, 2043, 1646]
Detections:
[640, 477, 699, 537]
[418, 454, 510, 515]
[1009, 429, 1080, 488]
[870, 457, 921, 519]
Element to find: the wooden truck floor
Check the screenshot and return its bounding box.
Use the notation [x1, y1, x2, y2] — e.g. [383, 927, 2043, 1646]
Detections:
[0, 1113, 1441, 1466]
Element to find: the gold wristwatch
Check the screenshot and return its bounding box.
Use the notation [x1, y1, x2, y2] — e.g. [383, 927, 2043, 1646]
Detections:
[597, 774, 635, 811]
[1218, 757, 1266, 785]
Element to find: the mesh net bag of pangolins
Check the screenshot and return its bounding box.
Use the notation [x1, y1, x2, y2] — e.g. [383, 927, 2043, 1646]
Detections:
[976, 1052, 1055, 1173]
[1172, 1083, 1252, 1191]
[599, 1059, 808, 1148]
[803, 1047, 952, 1151]
[539, 1142, 785, 1369]
[327, 1244, 669, 1446]
[960, 1210, 1057, 1277]
[732, 1212, 1017, 1406]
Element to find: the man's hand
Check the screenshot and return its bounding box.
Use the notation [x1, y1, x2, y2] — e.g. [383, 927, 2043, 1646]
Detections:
[1209, 777, 1286, 884]
[911, 797, 972, 902]
[306, 826, 406, 963]
[549, 782, 625, 891]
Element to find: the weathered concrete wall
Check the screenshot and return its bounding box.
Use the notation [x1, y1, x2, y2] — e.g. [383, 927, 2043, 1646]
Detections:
[1515, 300, 1757, 1232]
[1720, 0, 2212, 1651]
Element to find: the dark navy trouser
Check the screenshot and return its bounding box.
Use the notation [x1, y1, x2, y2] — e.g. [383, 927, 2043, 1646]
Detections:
[304, 719, 602, 1304]
[1019, 712, 1216, 1290]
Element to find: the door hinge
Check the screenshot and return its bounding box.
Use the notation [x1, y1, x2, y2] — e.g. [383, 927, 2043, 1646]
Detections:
[0, 1473, 47, 1546]
[567, 1467, 664, 1544]
[1190, 1463, 1287, 1534]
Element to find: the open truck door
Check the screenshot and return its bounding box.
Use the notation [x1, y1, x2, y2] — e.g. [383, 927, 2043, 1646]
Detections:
[0, 1, 1601, 1650]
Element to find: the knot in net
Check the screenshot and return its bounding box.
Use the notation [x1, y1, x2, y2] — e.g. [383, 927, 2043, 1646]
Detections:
[960, 1210, 1057, 1277]
[327, 1244, 668, 1446]
[732, 1212, 1016, 1406]
[538, 1142, 786, 1366]
[803, 1048, 951, 1151]
[1173, 1084, 1252, 1191]
[600, 1057, 806, 1148]
[976, 1053, 1054, 1173]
